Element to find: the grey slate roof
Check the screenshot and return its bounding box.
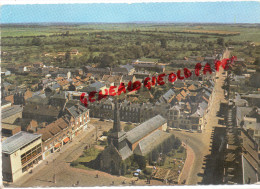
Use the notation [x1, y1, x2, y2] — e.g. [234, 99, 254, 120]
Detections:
[111, 67, 128, 73]
[26, 94, 49, 105]
[236, 107, 253, 126]
[88, 82, 105, 90]
[126, 115, 166, 144]
[51, 91, 67, 99]
[241, 94, 260, 99]
[163, 89, 175, 101]
[1, 105, 23, 119]
[120, 64, 134, 72]
[119, 145, 133, 160]
[1, 99, 12, 106]
[122, 75, 135, 82]
[134, 130, 171, 156]
[191, 101, 208, 117]
[242, 155, 258, 184]
[67, 104, 88, 118]
[204, 91, 211, 98]
[2, 131, 41, 154]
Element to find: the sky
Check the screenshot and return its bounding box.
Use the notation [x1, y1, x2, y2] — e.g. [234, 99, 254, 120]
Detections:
[1, 2, 260, 24]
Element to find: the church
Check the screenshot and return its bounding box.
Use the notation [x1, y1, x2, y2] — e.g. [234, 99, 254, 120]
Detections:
[99, 100, 171, 175]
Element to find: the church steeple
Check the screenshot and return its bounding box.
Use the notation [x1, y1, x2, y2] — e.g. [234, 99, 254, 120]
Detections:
[108, 97, 126, 151]
[113, 98, 121, 132]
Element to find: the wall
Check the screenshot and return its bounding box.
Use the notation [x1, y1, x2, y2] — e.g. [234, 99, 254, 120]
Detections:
[2, 153, 13, 181]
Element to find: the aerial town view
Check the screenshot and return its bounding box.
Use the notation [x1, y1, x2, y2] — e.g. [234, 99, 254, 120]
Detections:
[1, 1, 260, 188]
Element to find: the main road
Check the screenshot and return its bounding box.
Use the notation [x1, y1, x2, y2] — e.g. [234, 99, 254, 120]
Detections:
[172, 49, 230, 185]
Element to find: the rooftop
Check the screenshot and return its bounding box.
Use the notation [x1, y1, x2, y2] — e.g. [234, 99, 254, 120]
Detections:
[2, 131, 41, 154]
[1, 105, 23, 119]
[1, 123, 21, 130]
[67, 104, 88, 118]
[134, 130, 171, 156]
[37, 117, 69, 142]
[126, 115, 166, 144]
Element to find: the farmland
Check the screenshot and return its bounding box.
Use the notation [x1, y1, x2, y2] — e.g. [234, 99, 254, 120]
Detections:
[1, 23, 260, 71]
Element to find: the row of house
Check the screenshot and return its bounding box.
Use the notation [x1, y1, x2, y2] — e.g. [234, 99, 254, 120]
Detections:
[87, 78, 214, 131]
[1, 103, 90, 183]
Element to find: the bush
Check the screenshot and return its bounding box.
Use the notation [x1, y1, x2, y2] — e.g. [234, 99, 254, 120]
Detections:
[174, 138, 182, 149]
[102, 131, 108, 136]
[143, 168, 152, 175]
[100, 140, 107, 146]
[134, 155, 146, 170]
[178, 146, 185, 153]
[121, 162, 127, 176]
[124, 124, 133, 132]
[70, 160, 79, 167]
[138, 174, 146, 179]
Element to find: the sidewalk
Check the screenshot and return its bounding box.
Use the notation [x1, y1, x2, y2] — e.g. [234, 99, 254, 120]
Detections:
[178, 143, 195, 185]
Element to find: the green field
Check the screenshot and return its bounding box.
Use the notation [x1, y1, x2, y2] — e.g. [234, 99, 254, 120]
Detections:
[1, 23, 260, 74]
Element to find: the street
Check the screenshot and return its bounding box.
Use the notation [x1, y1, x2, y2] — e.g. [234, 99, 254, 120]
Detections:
[172, 50, 230, 185]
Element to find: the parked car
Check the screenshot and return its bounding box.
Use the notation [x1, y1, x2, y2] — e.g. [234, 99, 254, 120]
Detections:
[133, 169, 141, 177]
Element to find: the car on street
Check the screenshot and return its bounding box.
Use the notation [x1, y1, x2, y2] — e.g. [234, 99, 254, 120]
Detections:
[187, 129, 194, 133]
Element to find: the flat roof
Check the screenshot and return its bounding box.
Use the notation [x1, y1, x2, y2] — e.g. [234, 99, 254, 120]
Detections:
[2, 131, 41, 154]
[1, 123, 21, 130]
[1, 105, 23, 119]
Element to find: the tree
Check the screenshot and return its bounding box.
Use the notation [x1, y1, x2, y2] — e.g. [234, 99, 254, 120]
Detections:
[151, 148, 159, 162]
[100, 53, 115, 67]
[254, 57, 260, 67]
[120, 162, 127, 175]
[233, 66, 243, 75]
[31, 37, 42, 46]
[134, 155, 146, 170]
[174, 137, 182, 149]
[124, 124, 133, 132]
[160, 38, 167, 48]
[65, 51, 71, 63]
[70, 160, 79, 166]
[217, 38, 224, 46]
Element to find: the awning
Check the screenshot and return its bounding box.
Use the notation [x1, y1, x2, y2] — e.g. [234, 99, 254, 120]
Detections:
[63, 137, 70, 143]
[54, 143, 61, 148]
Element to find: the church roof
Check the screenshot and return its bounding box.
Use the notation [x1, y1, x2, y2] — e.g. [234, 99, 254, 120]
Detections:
[119, 145, 133, 160]
[126, 115, 166, 144]
[134, 130, 171, 156]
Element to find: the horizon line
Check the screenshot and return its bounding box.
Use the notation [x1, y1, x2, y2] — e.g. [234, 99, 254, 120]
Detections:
[2, 21, 260, 25]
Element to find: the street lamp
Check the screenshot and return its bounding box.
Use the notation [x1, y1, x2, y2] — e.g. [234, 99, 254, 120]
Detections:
[53, 158, 56, 184]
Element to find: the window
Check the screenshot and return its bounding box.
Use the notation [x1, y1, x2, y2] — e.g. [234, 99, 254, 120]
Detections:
[21, 144, 42, 165]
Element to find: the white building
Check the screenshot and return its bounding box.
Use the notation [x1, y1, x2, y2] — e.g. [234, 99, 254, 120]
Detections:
[2, 132, 43, 182]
